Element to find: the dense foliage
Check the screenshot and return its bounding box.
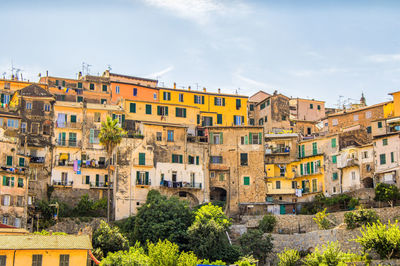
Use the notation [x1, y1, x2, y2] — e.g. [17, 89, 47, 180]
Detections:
[300, 194, 359, 214]
[93, 220, 129, 259]
[344, 206, 379, 229]
[313, 208, 332, 230]
[302, 242, 359, 266]
[258, 213, 277, 233]
[374, 183, 399, 207]
[355, 220, 400, 259]
[188, 203, 240, 263]
[277, 248, 301, 266]
[133, 190, 193, 250]
[239, 229, 273, 264]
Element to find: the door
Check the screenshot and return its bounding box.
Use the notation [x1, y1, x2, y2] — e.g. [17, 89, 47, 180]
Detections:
[280, 205, 286, 215]
[172, 172, 177, 182]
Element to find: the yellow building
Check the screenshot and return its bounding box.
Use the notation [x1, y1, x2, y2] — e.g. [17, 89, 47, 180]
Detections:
[389, 90, 400, 117]
[158, 86, 248, 127]
[0, 79, 47, 108]
[0, 234, 93, 266]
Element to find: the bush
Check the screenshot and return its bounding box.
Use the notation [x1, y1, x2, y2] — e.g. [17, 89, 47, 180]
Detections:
[100, 243, 149, 266]
[303, 241, 359, 266]
[344, 207, 379, 229]
[355, 220, 400, 259]
[277, 248, 300, 266]
[374, 183, 399, 207]
[259, 213, 277, 233]
[234, 255, 258, 266]
[239, 229, 273, 264]
[93, 221, 129, 260]
[313, 208, 332, 230]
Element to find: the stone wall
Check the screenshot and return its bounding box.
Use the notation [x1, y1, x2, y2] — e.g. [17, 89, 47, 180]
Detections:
[47, 217, 105, 235]
[239, 206, 400, 234]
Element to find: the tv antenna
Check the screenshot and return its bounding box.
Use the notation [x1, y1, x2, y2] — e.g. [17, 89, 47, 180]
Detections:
[82, 62, 92, 75]
[107, 64, 112, 71]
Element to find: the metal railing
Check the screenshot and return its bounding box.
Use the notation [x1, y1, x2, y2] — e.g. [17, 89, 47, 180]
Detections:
[55, 122, 82, 129]
[136, 179, 152, 186]
[30, 157, 45, 163]
[55, 139, 81, 147]
[52, 180, 73, 186]
[161, 180, 202, 189]
[89, 181, 108, 188]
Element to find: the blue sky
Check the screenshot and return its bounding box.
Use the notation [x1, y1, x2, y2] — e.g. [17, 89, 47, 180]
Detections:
[1, 0, 400, 107]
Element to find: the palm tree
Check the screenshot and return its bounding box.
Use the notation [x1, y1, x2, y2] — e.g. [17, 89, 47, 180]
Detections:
[99, 116, 125, 222]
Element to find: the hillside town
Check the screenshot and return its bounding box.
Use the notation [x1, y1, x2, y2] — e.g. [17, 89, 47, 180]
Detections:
[0, 69, 398, 229]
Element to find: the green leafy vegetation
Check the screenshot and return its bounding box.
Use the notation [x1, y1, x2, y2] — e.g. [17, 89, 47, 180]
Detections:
[302, 242, 360, 266]
[374, 183, 399, 207]
[258, 213, 277, 233]
[300, 194, 359, 214]
[93, 220, 129, 260]
[277, 248, 301, 266]
[355, 220, 400, 259]
[32, 230, 67, 235]
[344, 206, 379, 229]
[313, 208, 333, 230]
[239, 229, 273, 264]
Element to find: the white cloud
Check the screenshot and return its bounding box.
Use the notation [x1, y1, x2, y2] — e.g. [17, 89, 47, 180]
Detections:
[146, 65, 174, 79]
[234, 73, 275, 89]
[140, 0, 249, 25]
[367, 54, 400, 63]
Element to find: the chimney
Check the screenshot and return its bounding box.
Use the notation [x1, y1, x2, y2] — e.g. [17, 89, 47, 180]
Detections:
[218, 88, 221, 93]
[78, 72, 82, 79]
[203, 87, 206, 92]
[188, 86, 191, 91]
[174, 82, 176, 89]
[46, 70, 48, 77]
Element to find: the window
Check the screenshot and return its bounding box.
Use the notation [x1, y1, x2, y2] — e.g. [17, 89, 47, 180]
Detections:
[331, 138, 336, 148]
[210, 132, 223, 144]
[312, 142, 318, 155]
[258, 119, 264, 125]
[383, 139, 388, 146]
[156, 132, 162, 141]
[249, 132, 261, 144]
[83, 175, 90, 185]
[44, 104, 51, 112]
[32, 254, 42, 266]
[101, 99, 107, 104]
[14, 217, 20, 228]
[188, 155, 195, 164]
[366, 111, 372, 119]
[332, 119, 338, 126]
[317, 105, 321, 110]
[62, 80, 66, 87]
[162, 91, 170, 100]
[266, 99, 270, 106]
[6, 156, 12, 166]
[366, 126, 371, 133]
[116, 85, 120, 94]
[249, 119, 254, 125]
[219, 173, 225, 181]
[175, 107, 187, 118]
[292, 181, 297, 189]
[282, 115, 287, 121]
[391, 152, 395, 163]
[312, 179, 317, 192]
[236, 99, 241, 110]
[194, 95, 204, 104]
[3, 176, 14, 187]
[217, 114, 222, 124]
[19, 158, 25, 167]
[89, 129, 100, 144]
[59, 254, 70, 266]
[172, 154, 183, 163]
[1, 216, 8, 225]
[332, 155, 337, 164]
[244, 176, 250, 185]
[380, 154, 386, 165]
[233, 115, 244, 125]
[241, 135, 248, 145]
[146, 104, 152, 115]
[77, 96, 83, 103]
[249, 104, 254, 111]
[275, 180, 281, 189]
[133, 88, 138, 96]
[7, 119, 19, 128]
[90, 83, 95, 90]
[70, 115, 77, 123]
[0, 255, 5, 266]
[77, 82, 82, 88]
[310, 103, 313, 109]
[240, 153, 248, 166]
[210, 156, 222, 164]
[139, 153, 146, 165]
[353, 114, 359, 121]
[179, 93, 184, 102]
[260, 102, 266, 110]
[157, 106, 169, 116]
[351, 171, 356, 180]
[196, 156, 199, 165]
[167, 130, 174, 142]
[2, 195, 10, 206]
[153, 93, 157, 100]
[94, 112, 101, 122]
[21, 122, 27, 133]
[26, 102, 32, 110]
[362, 151, 368, 159]
[16, 196, 23, 206]
[130, 103, 136, 113]
[214, 97, 225, 106]
[102, 85, 107, 92]
[378, 121, 383, 128]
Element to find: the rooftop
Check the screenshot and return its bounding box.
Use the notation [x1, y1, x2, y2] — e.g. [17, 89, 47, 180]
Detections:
[0, 234, 92, 250]
[20, 84, 53, 98]
[327, 101, 391, 117]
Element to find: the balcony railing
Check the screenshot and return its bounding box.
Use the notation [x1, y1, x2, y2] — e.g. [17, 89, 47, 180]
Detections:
[161, 180, 202, 189]
[136, 179, 152, 186]
[30, 156, 45, 163]
[338, 158, 359, 169]
[89, 181, 108, 188]
[81, 162, 107, 169]
[265, 147, 291, 155]
[56, 122, 82, 129]
[52, 180, 73, 186]
[55, 139, 81, 147]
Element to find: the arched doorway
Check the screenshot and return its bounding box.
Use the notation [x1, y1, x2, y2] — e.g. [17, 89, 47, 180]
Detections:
[173, 191, 199, 207]
[210, 187, 227, 202]
[362, 177, 374, 188]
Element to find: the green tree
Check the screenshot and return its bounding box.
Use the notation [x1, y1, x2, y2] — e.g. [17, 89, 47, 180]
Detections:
[259, 213, 277, 233]
[93, 220, 129, 260]
[239, 229, 273, 264]
[277, 248, 300, 266]
[188, 203, 240, 263]
[303, 242, 359, 266]
[344, 206, 379, 229]
[355, 220, 400, 259]
[133, 190, 193, 250]
[100, 243, 150, 266]
[313, 208, 332, 230]
[374, 183, 399, 207]
[147, 239, 180, 266]
[99, 116, 125, 222]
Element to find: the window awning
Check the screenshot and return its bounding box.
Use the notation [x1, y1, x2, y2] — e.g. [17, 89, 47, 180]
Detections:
[59, 153, 69, 160]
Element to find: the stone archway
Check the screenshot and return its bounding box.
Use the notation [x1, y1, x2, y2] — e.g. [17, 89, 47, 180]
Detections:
[362, 177, 374, 188]
[210, 187, 227, 202]
[172, 191, 199, 207]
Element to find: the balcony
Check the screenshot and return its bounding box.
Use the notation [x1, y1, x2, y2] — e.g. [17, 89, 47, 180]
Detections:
[30, 156, 45, 164]
[81, 161, 108, 169]
[136, 179, 152, 186]
[265, 147, 291, 155]
[267, 188, 296, 195]
[89, 181, 108, 188]
[55, 139, 81, 147]
[338, 158, 359, 169]
[55, 122, 82, 129]
[52, 180, 73, 186]
[160, 180, 202, 189]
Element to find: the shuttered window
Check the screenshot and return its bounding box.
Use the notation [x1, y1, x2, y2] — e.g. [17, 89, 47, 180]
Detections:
[243, 176, 250, 185]
[130, 103, 136, 113]
[139, 153, 145, 165]
[145, 104, 152, 114]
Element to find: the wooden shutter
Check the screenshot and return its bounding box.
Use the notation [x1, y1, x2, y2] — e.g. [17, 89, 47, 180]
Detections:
[311, 162, 314, 174]
[179, 155, 183, 163]
[165, 107, 168, 116]
[220, 132, 223, 144]
[300, 164, 303, 175]
[196, 156, 199, 165]
[130, 103, 136, 113]
[136, 171, 140, 184]
[249, 133, 253, 144]
[157, 106, 161, 115]
[258, 133, 262, 144]
[183, 108, 186, 118]
[222, 98, 225, 106]
[209, 132, 214, 144]
[201, 96, 205, 104]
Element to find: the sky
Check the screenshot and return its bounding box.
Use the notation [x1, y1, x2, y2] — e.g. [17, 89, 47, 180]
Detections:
[1, 0, 400, 107]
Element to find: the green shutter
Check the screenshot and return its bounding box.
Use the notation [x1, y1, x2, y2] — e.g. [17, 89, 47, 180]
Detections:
[311, 161, 314, 174]
[179, 155, 183, 163]
[165, 107, 168, 116]
[130, 103, 136, 113]
[145, 172, 149, 185]
[332, 155, 337, 164]
[11, 177, 14, 187]
[85, 176, 90, 185]
[6, 156, 12, 166]
[307, 162, 310, 174]
[157, 106, 161, 115]
[209, 132, 214, 144]
[146, 104, 152, 114]
[245, 135, 248, 145]
[139, 153, 145, 165]
[19, 158, 24, 167]
[196, 156, 199, 165]
[2, 176, 6, 186]
[70, 115, 77, 123]
[258, 132, 262, 144]
[214, 97, 217, 105]
[89, 129, 94, 144]
[298, 146, 301, 158]
[222, 98, 225, 106]
[201, 96, 205, 104]
[78, 82, 82, 88]
[300, 164, 303, 175]
[249, 133, 253, 144]
[217, 114, 222, 124]
[244, 176, 250, 185]
[175, 108, 179, 117]
[197, 115, 200, 124]
[121, 114, 125, 126]
[220, 133, 223, 144]
[183, 108, 186, 118]
[302, 145, 305, 158]
[136, 172, 140, 184]
[331, 138, 336, 148]
[112, 114, 116, 120]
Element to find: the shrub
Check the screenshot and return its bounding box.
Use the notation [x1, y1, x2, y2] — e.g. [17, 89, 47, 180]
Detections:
[93, 221, 129, 260]
[277, 248, 300, 266]
[313, 208, 332, 230]
[303, 241, 359, 266]
[100, 243, 150, 266]
[259, 213, 277, 233]
[234, 255, 258, 266]
[239, 229, 273, 264]
[374, 183, 400, 207]
[344, 207, 379, 229]
[354, 220, 400, 259]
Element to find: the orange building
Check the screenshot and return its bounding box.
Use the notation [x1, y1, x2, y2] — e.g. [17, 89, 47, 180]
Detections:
[103, 71, 159, 104]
